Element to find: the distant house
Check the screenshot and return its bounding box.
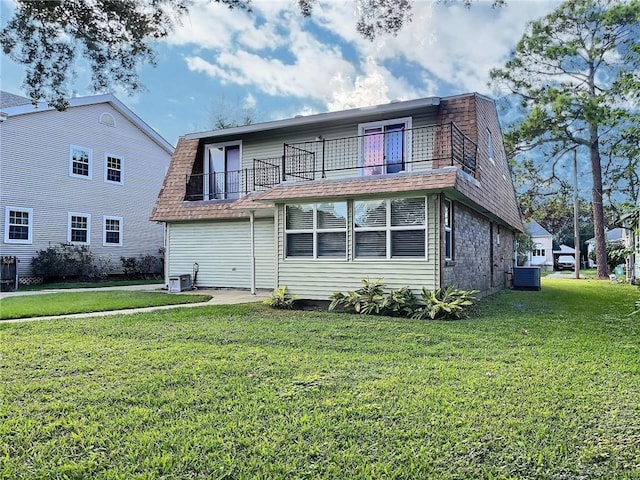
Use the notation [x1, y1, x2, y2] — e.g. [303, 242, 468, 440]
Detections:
[585, 227, 626, 263]
[152, 93, 523, 299]
[523, 220, 553, 270]
[617, 206, 640, 283]
[0, 91, 174, 282]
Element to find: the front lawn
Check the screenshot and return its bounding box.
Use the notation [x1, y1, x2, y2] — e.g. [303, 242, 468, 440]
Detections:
[0, 291, 212, 320]
[1, 278, 638, 479]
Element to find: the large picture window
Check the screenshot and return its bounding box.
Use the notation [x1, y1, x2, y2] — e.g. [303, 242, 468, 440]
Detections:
[69, 145, 92, 179]
[359, 118, 412, 176]
[4, 207, 33, 244]
[285, 203, 347, 258]
[205, 142, 241, 200]
[354, 197, 426, 259]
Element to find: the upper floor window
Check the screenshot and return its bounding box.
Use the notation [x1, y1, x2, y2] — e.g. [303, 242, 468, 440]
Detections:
[105, 154, 124, 184]
[533, 244, 545, 257]
[69, 145, 92, 179]
[358, 117, 412, 176]
[285, 202, 347, 259]
[444, 199, 453, 260]
[103, 216, 123, 246]
[4, 207, 33, 244]
[354, 197, 426, 259]
[68, 212, 91, 244]
[204, 142, 241, 200]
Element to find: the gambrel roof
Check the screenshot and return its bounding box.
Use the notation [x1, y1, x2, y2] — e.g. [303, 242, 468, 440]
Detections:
[151, 93, 523, 232]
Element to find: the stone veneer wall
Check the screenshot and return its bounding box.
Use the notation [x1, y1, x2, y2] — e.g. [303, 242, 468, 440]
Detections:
[443, 201, 515, 297]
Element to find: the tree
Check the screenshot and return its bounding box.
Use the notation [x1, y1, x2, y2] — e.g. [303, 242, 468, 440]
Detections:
[1, 0, 502, 110]
[210, 95, 257, 130]
[490, 0, 640, 278]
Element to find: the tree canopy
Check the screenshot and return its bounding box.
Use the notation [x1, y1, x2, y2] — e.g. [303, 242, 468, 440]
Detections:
[490, 0, 640, 278]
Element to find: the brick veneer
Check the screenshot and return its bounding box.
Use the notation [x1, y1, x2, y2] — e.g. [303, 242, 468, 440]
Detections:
[443, 200, 515, 296]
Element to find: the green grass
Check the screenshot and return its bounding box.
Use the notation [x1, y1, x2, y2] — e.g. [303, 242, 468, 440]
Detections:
[16, 279, 162, 291]
[0, 291, 212, 320]
[1, 278, 639, 479]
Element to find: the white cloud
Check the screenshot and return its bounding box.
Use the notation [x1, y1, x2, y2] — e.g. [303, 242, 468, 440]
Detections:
[168, 0, 559, 111]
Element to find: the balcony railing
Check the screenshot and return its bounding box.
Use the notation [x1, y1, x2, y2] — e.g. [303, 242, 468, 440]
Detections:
[185, 122, 477, 201]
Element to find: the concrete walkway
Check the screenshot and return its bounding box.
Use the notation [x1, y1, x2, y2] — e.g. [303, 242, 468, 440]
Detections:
[0, 285, 271, 324]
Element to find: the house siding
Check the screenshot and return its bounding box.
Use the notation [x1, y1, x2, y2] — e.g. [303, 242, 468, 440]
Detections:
[202, 109, 439, 182]
[442, 200, 515, 296]
[0, 102, 171, 279]
[276, 194, 440, 300]
[166, 218, 275, 289]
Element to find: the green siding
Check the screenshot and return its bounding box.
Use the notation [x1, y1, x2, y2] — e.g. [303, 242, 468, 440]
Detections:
[276, 195, 440, 300]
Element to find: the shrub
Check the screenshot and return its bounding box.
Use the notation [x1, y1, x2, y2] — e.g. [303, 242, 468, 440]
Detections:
[329, 278, 387, 315]
[330, 280, 478, 320]
[120, 254, 163, 279]
[31, 243, 111, 282]
[263, 286, 297, 309]
[411, 285, 478, 320]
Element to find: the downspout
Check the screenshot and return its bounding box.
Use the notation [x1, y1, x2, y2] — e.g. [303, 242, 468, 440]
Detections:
[164, 223, 170, 288]
[250, 210, 256, 295]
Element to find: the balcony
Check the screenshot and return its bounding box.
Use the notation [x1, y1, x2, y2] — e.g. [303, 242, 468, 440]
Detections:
[185, 122, 477, 201]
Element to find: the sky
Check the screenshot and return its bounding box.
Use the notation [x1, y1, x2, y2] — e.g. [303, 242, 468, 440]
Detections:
[0, 0, 561, 147]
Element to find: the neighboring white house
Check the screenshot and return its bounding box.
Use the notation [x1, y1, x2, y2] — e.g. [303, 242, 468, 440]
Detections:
[0, 91, 174, 281]
[616, 206, 640, 283]
[152, 93, 524, 299]
[523, 219, 553, 270]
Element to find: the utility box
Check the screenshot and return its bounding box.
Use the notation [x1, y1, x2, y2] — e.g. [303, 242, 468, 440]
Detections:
[512, 267, 541, 291]
[168, 274, 192, 293]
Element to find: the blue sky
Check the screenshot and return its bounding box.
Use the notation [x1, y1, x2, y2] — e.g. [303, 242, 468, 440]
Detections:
[1, 0, 560, 146]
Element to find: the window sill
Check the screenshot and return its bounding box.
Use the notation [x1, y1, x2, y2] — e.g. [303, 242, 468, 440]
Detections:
[445, 260, 456, 267]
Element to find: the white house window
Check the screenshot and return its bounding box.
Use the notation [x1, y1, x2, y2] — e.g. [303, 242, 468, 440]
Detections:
[285, 202, 347, 258]
[4, 207, 33, 244]
[444, 199, 453, 260]
[105, 155, 123, 184]
[354, 197, 426, 259]
[359, 117, 412, 176]
[204, 142, 242, 200]
[69, 145, 92, 179]
[103, 216, 123, 246]
[68, 213, 91, 244]
[533, 244, 545, 257]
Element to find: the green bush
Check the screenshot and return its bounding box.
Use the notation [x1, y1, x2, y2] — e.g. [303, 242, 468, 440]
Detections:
[263, 286, 297, 309]
[330, 279, 477, 320]
[411, 285, 478, 320]
[31, 243, 112, 282]
[120, 253, 163, 279]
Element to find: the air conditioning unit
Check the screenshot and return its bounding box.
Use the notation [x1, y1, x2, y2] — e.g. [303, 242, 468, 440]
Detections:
[512, 267, 541, 291]
[168, 274, 192, 293]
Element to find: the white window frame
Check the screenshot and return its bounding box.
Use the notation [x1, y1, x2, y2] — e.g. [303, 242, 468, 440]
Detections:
[4, 206, 33, 244]
[104, 154, 124, 185]
[444, 199, 453, 261]
[68, 212, 91, 245]
[204, 141, 242, 200]
[533, 244, 545, 257]
[103, 215, 123, 246]
[353, 197, 427, 260]
[69, 145, 93, 179]
[284, 203, 348, 260]
[358, 117, 413, 176]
